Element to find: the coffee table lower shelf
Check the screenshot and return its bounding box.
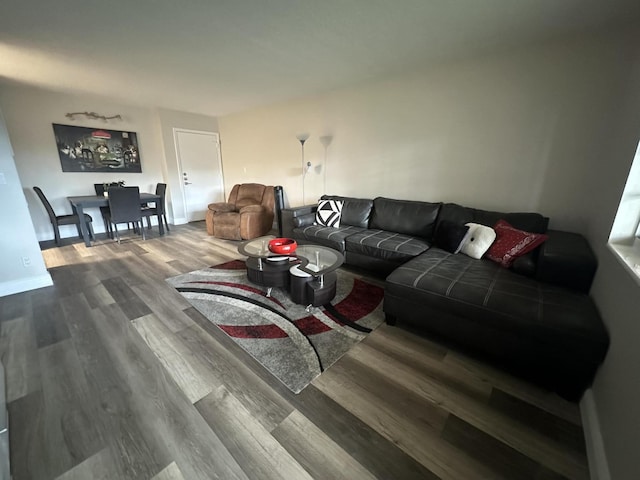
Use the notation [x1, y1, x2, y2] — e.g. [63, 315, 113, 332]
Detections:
[245, 257, 338, 307]
[245, 257, 291, 295]
[290, 267, 337, 307]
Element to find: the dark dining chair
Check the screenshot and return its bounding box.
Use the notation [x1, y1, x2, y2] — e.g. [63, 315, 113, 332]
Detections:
[93, 183, 112, 237]
[33, 186, 94, 246]
[141, 183, 170, 233]
[105, 186, 145, 243]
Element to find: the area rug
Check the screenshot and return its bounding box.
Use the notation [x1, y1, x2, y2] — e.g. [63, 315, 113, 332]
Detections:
[166, 260, 385, 393]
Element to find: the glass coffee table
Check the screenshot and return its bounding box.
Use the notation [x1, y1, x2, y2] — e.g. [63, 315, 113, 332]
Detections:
[238, 236, 344, 308]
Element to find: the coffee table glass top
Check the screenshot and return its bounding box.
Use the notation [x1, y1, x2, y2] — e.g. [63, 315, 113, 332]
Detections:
[238, 236, 344, 276]
[294, 244, 343, 276]
[238, 235, 278, 258]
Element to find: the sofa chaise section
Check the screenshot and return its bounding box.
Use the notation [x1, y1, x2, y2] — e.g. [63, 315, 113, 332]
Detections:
[384, 247, 608, 400]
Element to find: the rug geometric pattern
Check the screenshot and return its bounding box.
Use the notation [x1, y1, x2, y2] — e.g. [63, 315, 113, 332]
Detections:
[166, 260, 384, 393]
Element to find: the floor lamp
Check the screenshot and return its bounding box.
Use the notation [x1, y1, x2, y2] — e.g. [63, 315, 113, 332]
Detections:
[297, 133, 310, 204]
[319, 135, 333, 195]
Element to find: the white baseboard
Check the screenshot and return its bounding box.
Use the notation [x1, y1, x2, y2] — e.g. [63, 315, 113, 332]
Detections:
[0, 273, 53, 297]
[581, 388, 611, 480]
[173, 217, 188, 225]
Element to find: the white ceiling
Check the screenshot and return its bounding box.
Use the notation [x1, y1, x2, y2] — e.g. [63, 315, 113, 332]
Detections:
[1, 0, 639, 117]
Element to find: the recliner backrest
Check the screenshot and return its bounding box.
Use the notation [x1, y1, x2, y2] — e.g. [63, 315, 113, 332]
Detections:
[228, 183, 274, 215]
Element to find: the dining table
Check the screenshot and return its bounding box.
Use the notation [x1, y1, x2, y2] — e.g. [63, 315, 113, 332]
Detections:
[68, 193, 164, 247]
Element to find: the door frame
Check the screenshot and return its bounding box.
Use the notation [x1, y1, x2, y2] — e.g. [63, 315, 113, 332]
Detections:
[172, 128, 224, 223]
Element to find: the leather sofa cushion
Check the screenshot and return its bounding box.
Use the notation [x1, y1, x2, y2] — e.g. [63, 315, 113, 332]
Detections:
[321, 195, 373, 228]
[386, 249, 608, 356]
[436, 203, 549, 234]
[294, 225, 366, 253]
[369, 197, 441, 239]
[536, 230, 597, 293]
[345, 229, 430, 262]
[510, 251, 537, 277]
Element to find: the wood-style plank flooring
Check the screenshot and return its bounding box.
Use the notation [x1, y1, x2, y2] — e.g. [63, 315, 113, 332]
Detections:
[0, 222, 589, 479]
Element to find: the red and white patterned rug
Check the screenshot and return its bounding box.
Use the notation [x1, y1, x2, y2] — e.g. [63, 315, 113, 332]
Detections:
[166, 260, 384, 393]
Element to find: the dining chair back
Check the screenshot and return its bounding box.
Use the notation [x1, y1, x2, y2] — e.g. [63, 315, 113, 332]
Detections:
[33, 186, 94, 245]
[93, 183, 113, 236]
[107, 186, 145, 243]
[141, 183, 170, 232]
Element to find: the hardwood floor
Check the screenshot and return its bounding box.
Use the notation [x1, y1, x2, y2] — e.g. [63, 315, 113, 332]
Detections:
[0, 222, 589, 479]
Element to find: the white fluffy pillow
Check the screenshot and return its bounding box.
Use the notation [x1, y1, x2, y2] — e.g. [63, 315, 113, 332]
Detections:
[460, 223, 496, 259]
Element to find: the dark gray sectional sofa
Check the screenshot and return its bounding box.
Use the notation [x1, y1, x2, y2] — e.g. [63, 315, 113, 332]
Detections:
[282, 195, 609, 400]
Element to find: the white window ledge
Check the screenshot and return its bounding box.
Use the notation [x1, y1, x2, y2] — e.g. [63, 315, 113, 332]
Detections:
[608, 239, 640, 287]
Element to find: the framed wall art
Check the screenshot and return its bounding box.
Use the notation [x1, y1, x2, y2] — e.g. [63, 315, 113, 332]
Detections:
[52, 123, 142, 173]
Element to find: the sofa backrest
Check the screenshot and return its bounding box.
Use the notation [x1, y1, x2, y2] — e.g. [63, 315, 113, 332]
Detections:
[369, 197, 441, 239]
[435, 203, 549, 234]
[321, 195, 373, 228]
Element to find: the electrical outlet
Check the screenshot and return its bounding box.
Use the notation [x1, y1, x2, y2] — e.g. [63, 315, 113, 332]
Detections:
[22, 256, 31, 267]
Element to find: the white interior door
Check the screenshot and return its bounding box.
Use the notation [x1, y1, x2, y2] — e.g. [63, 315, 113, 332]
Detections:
[174, 129, 224, 222]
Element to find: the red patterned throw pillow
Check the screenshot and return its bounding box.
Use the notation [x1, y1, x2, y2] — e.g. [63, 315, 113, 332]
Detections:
[486, 219, 548, 268]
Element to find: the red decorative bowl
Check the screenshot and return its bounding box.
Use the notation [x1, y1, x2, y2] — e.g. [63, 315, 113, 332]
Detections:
[268, 237, 297, 255]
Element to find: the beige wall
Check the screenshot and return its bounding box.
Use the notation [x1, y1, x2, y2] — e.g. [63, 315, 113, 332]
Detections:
[218, 29, 634, 232]
[0, 85, 166, 239]
[218, 26, 640, 478]
[0, 86, 218, 240]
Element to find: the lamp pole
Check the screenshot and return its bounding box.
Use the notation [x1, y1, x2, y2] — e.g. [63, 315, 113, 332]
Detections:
[297, 134, 309, 204]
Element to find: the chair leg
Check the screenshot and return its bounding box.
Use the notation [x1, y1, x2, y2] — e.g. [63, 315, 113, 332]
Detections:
[163, 214, 170, 232]
[146, 216, 152, 230]
[88, 221, 95, 240]
[53, 224, 62, 246]
[113, 224, 120, 244]
[140, 221, 146, 240]
[102, 215, 111, 237]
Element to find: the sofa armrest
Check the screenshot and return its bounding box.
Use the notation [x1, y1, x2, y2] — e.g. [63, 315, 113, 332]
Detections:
[535, 229, 597, 293]
[281, 205, 317, 238]
[293, 213, 316, 228]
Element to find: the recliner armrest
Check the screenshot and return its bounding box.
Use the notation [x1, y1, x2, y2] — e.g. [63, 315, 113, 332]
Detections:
[535, 229, 597, 293]
[281, 205, 317, 238]
[208, 202, 236, 214]
[239, 204, 264, 214]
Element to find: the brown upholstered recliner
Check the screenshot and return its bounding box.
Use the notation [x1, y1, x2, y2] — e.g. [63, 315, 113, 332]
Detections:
[206, 183, 275, 240]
